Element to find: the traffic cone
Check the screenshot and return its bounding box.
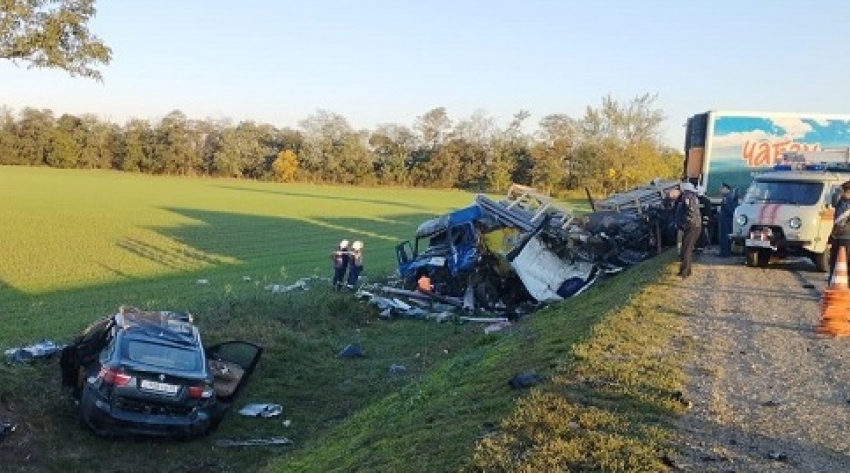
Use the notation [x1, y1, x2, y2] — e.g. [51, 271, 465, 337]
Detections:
[817, 246, 850, 336]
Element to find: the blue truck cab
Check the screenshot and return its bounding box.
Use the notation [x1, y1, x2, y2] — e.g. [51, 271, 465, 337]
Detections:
[395, 205, 484, 294]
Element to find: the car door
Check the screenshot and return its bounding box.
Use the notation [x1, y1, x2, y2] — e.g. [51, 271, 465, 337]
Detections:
[205, 341, 263, 404]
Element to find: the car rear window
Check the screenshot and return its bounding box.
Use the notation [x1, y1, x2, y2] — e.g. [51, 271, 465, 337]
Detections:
[126, 341, 201, 371]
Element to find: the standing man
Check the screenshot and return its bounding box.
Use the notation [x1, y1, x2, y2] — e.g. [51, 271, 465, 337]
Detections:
[331, 239, 350, 290]
[830, 181, 850, 280]
[346, 240, 364, 289]
[718, 183, 737, 257]
[677, 182, 702, 278]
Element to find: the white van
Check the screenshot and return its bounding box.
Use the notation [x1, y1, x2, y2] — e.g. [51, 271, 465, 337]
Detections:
[731, 164, 846, 270]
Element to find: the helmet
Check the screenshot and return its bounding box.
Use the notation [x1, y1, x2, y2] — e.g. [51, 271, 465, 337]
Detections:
[339, 239, 350, 249]
[352, 241, 363, 251]
[680, 182, 696, 193]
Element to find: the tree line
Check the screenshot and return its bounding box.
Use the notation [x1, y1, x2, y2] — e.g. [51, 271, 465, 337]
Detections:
[0, 94, 682, 195]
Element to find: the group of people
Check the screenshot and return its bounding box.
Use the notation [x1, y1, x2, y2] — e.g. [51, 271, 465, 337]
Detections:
[670, 181, 738, 279]
[331, 239, 365, 290]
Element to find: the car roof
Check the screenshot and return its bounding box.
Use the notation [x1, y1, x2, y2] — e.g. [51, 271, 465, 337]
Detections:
[114, 307, 200, 346]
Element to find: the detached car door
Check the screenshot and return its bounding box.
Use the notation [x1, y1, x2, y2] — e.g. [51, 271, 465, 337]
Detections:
[205, 341, 263, 404]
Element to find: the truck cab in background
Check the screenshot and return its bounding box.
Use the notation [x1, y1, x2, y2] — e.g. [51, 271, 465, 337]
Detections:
[730, 152, 850, 270]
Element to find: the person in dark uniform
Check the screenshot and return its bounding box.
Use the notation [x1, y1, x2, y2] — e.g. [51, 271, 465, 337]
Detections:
[331, 239, 350, 290]
[346, 240, 364, 289]
[677, 182, 702, 278]
[696, 186, 713, 250]
[718, 183, 737, 257]
[829, 181, 850, 280]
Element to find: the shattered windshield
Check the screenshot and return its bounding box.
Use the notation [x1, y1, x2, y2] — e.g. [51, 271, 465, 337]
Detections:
[744, 180, 823, 205]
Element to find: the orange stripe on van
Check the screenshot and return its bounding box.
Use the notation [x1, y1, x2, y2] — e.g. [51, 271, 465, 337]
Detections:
[822, 209, 836, 221]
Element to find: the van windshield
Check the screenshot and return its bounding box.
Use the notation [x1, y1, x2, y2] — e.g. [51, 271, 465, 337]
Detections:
[744, 181, 824, 205]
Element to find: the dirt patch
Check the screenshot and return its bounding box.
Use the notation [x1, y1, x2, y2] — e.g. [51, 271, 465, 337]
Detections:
[672, 251, 850, 471]
[0, 394, 48, 471]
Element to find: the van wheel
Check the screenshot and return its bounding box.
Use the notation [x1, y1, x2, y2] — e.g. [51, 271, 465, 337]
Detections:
[812, 247, 830, 273]
[745, 248, 759, 267]
[757, 249, 771, 267]
[746, 248, 770, 267]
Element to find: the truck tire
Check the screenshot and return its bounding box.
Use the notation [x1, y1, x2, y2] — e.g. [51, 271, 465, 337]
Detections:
[811, 247, 830, 273]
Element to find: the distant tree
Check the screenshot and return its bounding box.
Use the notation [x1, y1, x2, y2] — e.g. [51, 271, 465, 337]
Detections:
[0, 0, 112, 80]
[488, 110, 530, 192]
[116, 118, 154, 172]
[369, 124, 415, 186]
[12, 107, 55, 165]
[0, 106, 16, 164]
[272, 149, 298, 182]
[49, 113, 82, 168]
[153, 110, 199, 175]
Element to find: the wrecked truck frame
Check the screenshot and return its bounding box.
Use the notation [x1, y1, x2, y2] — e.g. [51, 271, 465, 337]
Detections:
[393, 184, 675, 311]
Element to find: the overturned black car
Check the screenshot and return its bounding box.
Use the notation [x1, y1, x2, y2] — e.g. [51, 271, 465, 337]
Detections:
[60, 307, 262, 438]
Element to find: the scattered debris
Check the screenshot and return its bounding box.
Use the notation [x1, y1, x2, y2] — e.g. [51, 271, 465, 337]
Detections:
[767, 451, 789, 462]
[238, 403, 283, 417]
[508, 371, 543, 389]
[484, 320, 512, 334]
[282, 419, 292, 428]
[5, 339, 63, 363]
[761, 400, 781, 407]
[265, 276, 331, 294]
[0, 421, 16, 443]
[196, 279, 209, 285]
[338, 343, 366, 359]
[215, 436, 294, 447]
[243, 276, 252, 282]
[389, 364, 406, 374]
[673, 391, 693, 409]
[459, 316, 509, 324]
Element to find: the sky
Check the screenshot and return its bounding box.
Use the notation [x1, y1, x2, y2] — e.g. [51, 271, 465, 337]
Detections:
[2, 0, 850, 148]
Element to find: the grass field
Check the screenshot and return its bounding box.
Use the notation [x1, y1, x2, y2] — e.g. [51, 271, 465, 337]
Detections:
[0, 166, 681, 473]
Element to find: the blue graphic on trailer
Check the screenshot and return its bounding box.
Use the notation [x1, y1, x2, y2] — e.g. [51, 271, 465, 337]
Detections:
[708, 115, 850, 194]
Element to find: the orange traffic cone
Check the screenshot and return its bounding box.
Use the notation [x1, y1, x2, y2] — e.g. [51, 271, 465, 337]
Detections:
[817, 246, 850, 336]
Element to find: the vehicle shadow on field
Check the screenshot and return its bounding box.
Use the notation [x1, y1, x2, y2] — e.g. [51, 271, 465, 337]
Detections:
[214, 185, 442, 212]
[149, 207, 436, 268]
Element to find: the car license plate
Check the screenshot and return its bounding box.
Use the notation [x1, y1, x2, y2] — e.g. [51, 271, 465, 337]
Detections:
[745, 239, 772, 248]
[140, 379, 179, 394]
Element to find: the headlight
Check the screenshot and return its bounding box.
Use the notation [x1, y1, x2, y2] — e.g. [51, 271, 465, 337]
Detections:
[789, 217, 802, 230]
[736, 214, 748, 226]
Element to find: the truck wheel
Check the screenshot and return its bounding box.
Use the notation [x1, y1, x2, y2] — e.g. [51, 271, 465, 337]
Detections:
[811, 248, 830, 273]
[745, 248, 760, 267]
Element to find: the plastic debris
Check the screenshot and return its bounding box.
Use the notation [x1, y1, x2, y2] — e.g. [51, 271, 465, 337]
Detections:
[238, 403, 283, 417]
[509, 371, 542, 389]
[215, 436, 293, 447]
[196, 279, 209, 285]
[0, 421, 16, 443]
[484, 321, 513, 334]
[338, 343, 366, 359]
[5, 339, 63, 363]
[389, 364, 406, 374]
[266, 279, 309, 294]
